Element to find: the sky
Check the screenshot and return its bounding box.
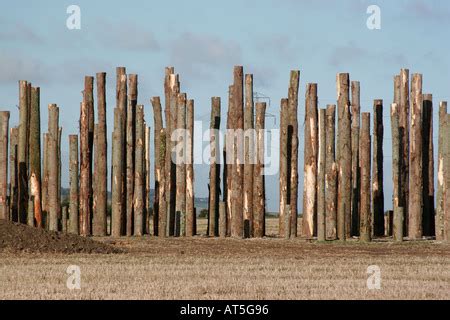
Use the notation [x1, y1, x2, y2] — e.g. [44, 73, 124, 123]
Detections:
[1, 0, 449, 212]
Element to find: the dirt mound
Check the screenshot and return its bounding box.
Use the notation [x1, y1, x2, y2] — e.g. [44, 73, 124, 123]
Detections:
[0, 220, 121, 254]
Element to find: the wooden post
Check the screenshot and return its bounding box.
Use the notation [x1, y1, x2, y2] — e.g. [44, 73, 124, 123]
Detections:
[79, 102, 91, 236]
[225, 85, 233, 237]
[219, 202, 226, 238]
[288, 71, 300, 237]
[408, 73, 423, 239]
[158, 128, 167, 237]
[0, 111, 10, 220]
[62, 206, 68, 233]
[444, 114, 450, 241]
[41, 133, 48, 223]
[94, 72, 107, 236]
[175, 93, 187, 237]
[360, 112, 371, 242]
[83, 76, 94, 234]
[209, 97, 221, 236]
[391, 103, 403, 241]
[126, 74, 137, 236]
[279, 98, 289, 238]
[372, 99, 384, 237]
[399, 69, 410, 235]
[244, 74, 254, 237]
[253, 102, 266, 238]
[57, 127, 62, 230]
[436, 101, 447, 240]
[317, 108, 326, 241]
[93, 124, 98, 232]
[325, 105, 337, 240]
[422, 94, 434, 236]
[18, 80, 29, 224]
[394, 75, 401, 105]
[285, 205, 291, 239]
[9, 127, 18, 221]
[68, 135, 79, 234]
[48, 104, 59, 231]
[337, 73, 351, 240]
[151, 97, 164, 236]
[116, 67, 127, 235]
[302, 83, 318, 239]
[186, 99, 195, 236]
[351, 81, 360, 236]
[28, 87, 42, 227]
[133, 105, 144, 236]
[111, 108, 123, 236]
[145, 125, 151, 234]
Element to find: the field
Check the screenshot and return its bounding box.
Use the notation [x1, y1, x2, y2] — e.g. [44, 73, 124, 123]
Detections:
[0, 218, 449, 300]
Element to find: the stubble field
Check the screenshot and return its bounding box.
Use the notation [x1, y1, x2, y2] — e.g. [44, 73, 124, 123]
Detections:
[0, 218, 449, 300]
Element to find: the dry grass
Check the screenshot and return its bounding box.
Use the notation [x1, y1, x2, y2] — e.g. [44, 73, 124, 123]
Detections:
[0, 218, 449, 300]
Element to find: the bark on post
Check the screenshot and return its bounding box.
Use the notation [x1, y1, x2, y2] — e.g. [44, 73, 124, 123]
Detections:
[48, 104, 59, 231]
[285, 205, 291, 239]
[219, 202, 226, 238]
[351, 81, 360, 236]
[93, 124, 98, 231]
[325, 105, 337, 240]
[9, 128, 18, 221]
[422, 94, 434, 236]
[0, 111, 10, 220]
[186, 99, 195, 236]
[126, 74, 138, 236]
[337, 73, 351, 240]
[41, 133, 48, 223]
[279, 98, 289, 237]
[116, 67, 127, 234]
[243, 74, 254, 237]
[134, 105, 145, 236]
[69, 135, 79, 234]
[209, 97, 221, 236]
[151, 97, 163, 236]
[444, 114, 450, 241]
[399, 69, 410, 235]
[408, 74, 423, 239]
[302, 83, 318, 239]
[83, 76, 94, 233]
[288, 71, 300, 237]
[317, 108, 326, 241]
[175, 93, 187, 237]
[145, 125, 151, 234]
[158, 128, 167, 237]
[230, 66, 244, 238]
[79, 102, 91, 236]
[372, 99, 384, 237]
[57, 127, 62, 229]
[62, 206, 68, 233]
[391, 103, 403, 241]
[94, 72, 107, 236]
[360, 112, 371, 242]
[225, 85, 233, 237]
[18, 80, 29, 224]
[253, 102, 266, 238]
[111, 108, 123, 236]
[436, 101, 447, 240]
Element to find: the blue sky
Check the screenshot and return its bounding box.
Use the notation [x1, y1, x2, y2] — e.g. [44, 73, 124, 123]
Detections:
[1, 0, 449, 212]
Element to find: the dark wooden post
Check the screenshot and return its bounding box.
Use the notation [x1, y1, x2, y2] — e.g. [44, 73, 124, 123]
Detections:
[111, 108, 123, 236]
[126, 74, 137, 236]
[317, 108, 326, 241]
[9, 127, 18, 221]
[372, 99, 384, 237]
[422, 94, 434, 236]
[18, 80, 29, 224]
[69, 135, 79, 234]
[351, 81, 360, 236]
[151, 97, 163, 236]
[186, 99, 195, 236]
[288, 71, 300, 237]
[279, 98, 289, 238]
[0, 111, 10, 220]
[134, 105, 145, 235]
[408, 73, 423, 239]
[337, 73, 351, 240]
[391, 103, 403, 241]
[158, 128, 167, 237]
[302, 83, 318, 239]
[94, 72, 107, 236]
[244, 74, 254, 237]
[219, 201, 226, 238]
[436, 101, 447, 240]
[48, 104, 59, 231]
[209, 97, 221, 236]
[79, 102, 91, 235]
[360, 112, 371, 242]
[253, 102, 266, 238]
[325, 105, 337, 240]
